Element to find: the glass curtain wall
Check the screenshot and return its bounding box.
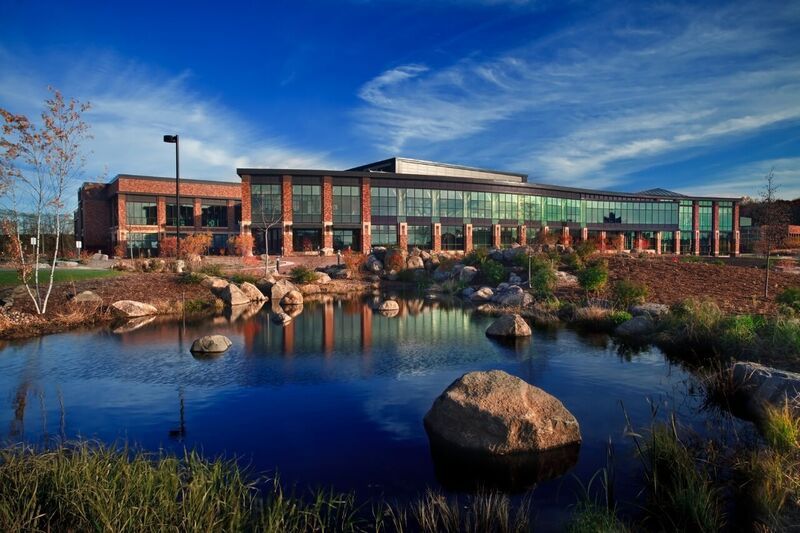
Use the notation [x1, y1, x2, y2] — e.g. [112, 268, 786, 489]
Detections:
[441, 225, 463, 250]
[333, 185, 361, 224]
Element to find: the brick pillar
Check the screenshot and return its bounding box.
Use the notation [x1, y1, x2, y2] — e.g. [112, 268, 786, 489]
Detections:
[542, 225, 549, 236]
[492, 224, 501, 248]
[692, 200, 700, 255]
[194, 198, 202, 230]
[732, 203, 740, 256]
[712, 201, 720, 256]
[634, 231, 643, 252]
[322, 176, 333, 252]
[240, 175, 252, 227]
[361, 178, 371, 252]
[655, 231, 662, 255]
[599, 230, 607, 253]
[519, 225, 526, 245]
[675, 230, 681, 254]
[157, 197, 167, 227]
[281, 175, 293, 255]
[464, 223, 473, 252]
[399, 222, 408, 250]
[432, 223, 441, 252]
[323, 223, 333, 252]
[581, 227, 588, 242]
[562, 226, 570, 245]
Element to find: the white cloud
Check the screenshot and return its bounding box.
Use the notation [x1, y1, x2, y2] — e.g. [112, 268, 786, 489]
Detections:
[680, 158, 800, 200]
[0, 49, 335, 194]
[355, 2, 800, 187]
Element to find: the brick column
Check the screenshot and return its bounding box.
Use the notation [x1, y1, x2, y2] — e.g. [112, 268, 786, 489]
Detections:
[157, 196, 167, 228]
[240, 175, 252, 228]
[675, 230, 681, 254]
[581, 227, 588, 242]
[432, 223, 441, 252]
[655, 231, 662, 255]
[281, 176, 293, 255]
[732, 203, 740, 256]
[464, 223, 473, 252]
[712, 201, 720, 256]
[194, 198, 202, 230]
[492, 224, 501, 248]
[399, 222, 408, 250]
[518, 225, 526, 245]
[361, 178, 371, 252]
[322, 176, 333, 252]
[634, 231, 643, 252]
[692, 200, 700, 255]
[599, 230, 607, 253]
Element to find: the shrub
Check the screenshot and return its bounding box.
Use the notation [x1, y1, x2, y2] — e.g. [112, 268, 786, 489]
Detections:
[177, 272, 204, 285]
[528, 256, 557, 297]
[197, 263, 224, 277]
[479, 259, 506, 286]
[612, 280, 648, 310]
[158, 236, 178, 258]
[441, 279, 466, 295]
[290, 265, 318, 284]
[227, 234, 254, 256]
[562, 252, 583, 271]
[464, 248, 489, 267]
[577, 261, 608, 294]
[182, 232, 213, 257]
[718, 314, 764, 355]
[567, 502, 628, 533]
[228, 273, 259, 285]
[341, 250, 365, 275]
[762, 400, 800, 452]
[384, 248, 406, 272]
[574, 239, 597, 260]
[609, 310, 632, 326]
[777, 286, 800, 312]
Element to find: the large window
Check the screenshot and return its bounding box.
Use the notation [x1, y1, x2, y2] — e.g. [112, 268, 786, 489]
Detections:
[201, 202, 228, 228]
[565, 199, 581, 223]
[500, 226, 518, 247]
[166, 203, 193, 227]
[523, 196, 542, 223]
[126, 199, 157, 225]
[405, 189, 432, 217]
[583, 199, 679, 226]
[439, 190, 463, 218]
[371, 187, 397, 216]
[472, 225, 492, 248]
[469, 192, 492, 219]
[333, 185, 360, 224]
[293, 228, 321, 252]
[544, 197, 563, 224]
[251, 184, 281, 221]
[333, 229, 359, 251]
[698, 201, 712, 231]
[496, 193, 519, 220]
[127, 232, 158, 256]
[292, 184, 321, 223]
[679, 200, 693, 231]
[718, 202, 733, 232]
[372, 224, 397, 247]
[407, 224, 431, 249]
[441, 225, 463, 250]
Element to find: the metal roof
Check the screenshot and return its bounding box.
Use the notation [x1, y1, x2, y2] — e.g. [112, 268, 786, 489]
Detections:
[635, 188, 688, 198]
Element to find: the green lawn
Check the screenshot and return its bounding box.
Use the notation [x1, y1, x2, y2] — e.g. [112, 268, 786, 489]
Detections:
[0, 268, 124, 287]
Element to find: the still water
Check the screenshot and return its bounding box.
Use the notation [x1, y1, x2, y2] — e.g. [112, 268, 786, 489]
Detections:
[0, 296, 717, 528]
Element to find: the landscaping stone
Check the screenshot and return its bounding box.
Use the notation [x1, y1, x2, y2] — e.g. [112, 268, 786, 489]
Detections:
[486, 314, 532, 337]
[190, 334, 232, 354]
[462, 287, 476, 298]
[424, 370, 581, 454]
[630, 303, 670, 319]
[255, 275, 278, 294]
[433, 267, 453, 282]
[220, 284, 250, 306]
[614, 315, 654, 338]
[71, 290, 102, 304]
[284, 304, 304, 318]
[459, 266, 478, 283]
[491, 285, 533, 307]
[203, 276, 229, 294]
[57, 261, 79, 268]
[470, 286, 494, 302]
[271, 279, 300, 302]
[407, 255, 424, 270]
[281, 289, 304, 306]
[300, 284, 321, 295]
[366, 255, 383, 273]
[92, 253, 109, 261]
[315, 272, 332, 284]
[731, 362, 800, 418]
[508, 273, 522, 285]
[239, 282, 267, 302]
[329, 267, 352, 280]
[110, 300, 158, 318]
[555, 271, 579, 287]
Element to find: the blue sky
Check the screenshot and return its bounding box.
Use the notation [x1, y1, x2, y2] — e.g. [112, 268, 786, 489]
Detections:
[1, 0, 799, 199]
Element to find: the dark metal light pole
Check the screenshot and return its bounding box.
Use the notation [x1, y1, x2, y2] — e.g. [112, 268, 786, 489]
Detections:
[163, 135, 180, 257]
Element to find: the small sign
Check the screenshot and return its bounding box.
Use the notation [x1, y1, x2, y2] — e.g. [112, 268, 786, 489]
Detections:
[30, 237, 37, 246]
[76, 240, 83, 249]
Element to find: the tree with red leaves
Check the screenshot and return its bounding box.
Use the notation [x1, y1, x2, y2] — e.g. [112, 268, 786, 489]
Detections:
[0, 88, 92, 314]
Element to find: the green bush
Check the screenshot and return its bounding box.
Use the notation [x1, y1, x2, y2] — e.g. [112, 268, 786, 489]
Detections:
[228, 273, 259, 285]
[197, 263, 224, 277]
[529, 257, 557, 297]
[612, 280, 648, 310]
[609, 310, 632, 326]
[574, 239, 597, 260]
[577, 261, 609, 294]
[562, 252, 583, 271]
[480, 259, 506, 286]
[680, 256, 704, 264]
[718, 314, 764, 355]
[464, 247, 489, 266]
[290, 266, 318, 284]
[177, 272, 204, 285]
[777, 286, 800, 312]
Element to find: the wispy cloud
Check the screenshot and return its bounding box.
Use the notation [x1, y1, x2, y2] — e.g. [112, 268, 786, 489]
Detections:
[0, 49, 335, 186]
[680, 158, 800, 200]
[356, 2, 800, 188]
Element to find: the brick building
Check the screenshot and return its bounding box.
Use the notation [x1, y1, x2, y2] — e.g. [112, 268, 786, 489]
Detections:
[75, 175, 241, 255]
[238, 157, 742, 257]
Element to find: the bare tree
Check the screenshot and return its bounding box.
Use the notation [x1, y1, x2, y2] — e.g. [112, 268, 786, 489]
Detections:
[757, 168, 790, 298]
[252, 189, 283, 276]
[0, 88, 91, 314]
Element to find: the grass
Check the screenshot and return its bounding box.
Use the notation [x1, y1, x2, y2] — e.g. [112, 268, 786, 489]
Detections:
[0, 442, 533, 533]
[289, 265, 318, 284]
[566, 503, 628, 533]
[228, 273, 259, 285]
[0, 268, 123, 287]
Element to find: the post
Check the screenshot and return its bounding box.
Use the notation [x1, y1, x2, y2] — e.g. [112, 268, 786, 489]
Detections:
[175, 135, 180, 258]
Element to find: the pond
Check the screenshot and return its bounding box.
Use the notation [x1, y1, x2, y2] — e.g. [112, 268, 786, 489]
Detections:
[0, 295, 722, 530]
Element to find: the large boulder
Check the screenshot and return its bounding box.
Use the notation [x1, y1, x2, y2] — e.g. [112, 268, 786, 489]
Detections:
[614, 315, 654, 338]
[315, 272, 332, 284]
[271, 279, 300, 302]
[486, 314, 532, 338]
[731, 362, 800, 418]
[384, 248, 408, 271]
[92, 253, 109, 261]
[470, 286, 494, 302]
[281, 289, 304, 306]
[459, 266, 478, 283]
[239, 282, 267, 302]
[190, 335, 232, 354]
[256, 275, 278, 294]
[111, 300, 158, 318]
[555, 271, 579, 287]
[366, 255, 383, 273]
[630, 303, 670, 319]
[71, 290, 102, 304]
[491, 285, 532, 307]
[424, 370, 581, 454]
[329, 267, 352, 280]
[202, 276, 229, 294]
[300, 283, 322, 295]
[407, 255, 425, 270]
[220, 284, 250, 306]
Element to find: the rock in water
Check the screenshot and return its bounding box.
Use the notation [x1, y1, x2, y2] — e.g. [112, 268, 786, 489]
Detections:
[271, 279, 300, 302]
[220, 284, 250, 306]
[190, 335, 232, 353]
[239, 282, 267, 302]
[111, 300, 158, 318]
[424, 370, 581, 454]
[485, 314, 532, 337]
[281, 289, 304, 306]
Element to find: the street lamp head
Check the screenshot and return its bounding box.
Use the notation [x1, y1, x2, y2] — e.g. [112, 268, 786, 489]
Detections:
[163, 134, 178, 143]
